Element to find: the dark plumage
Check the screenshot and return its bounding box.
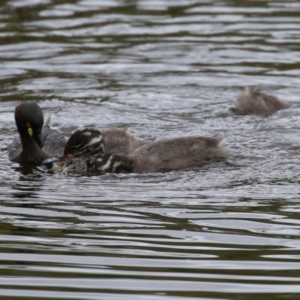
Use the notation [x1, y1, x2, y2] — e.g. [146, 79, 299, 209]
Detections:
[87, 153, 134, 175]
[54, 127, 106, 174]
[230, 88, 291, 117]
[55, 127, 229, 175]
[8, 103, 67, 165]
[63, 127, 105, 158]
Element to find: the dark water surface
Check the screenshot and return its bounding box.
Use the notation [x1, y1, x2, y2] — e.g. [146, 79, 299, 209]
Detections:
[1, 0, 300, 299]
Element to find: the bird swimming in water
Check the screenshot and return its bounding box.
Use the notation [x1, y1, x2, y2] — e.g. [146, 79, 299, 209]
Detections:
[8, 102, 66, 165]
[230, 88, 291, 117]
[54, 127, 229, 175]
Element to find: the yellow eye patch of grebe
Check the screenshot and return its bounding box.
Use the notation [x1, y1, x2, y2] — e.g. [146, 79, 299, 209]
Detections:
[25, 122, 33, 137]
[27, 127, 33, 137]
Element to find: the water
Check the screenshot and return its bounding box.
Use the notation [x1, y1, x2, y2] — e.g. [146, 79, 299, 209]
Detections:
[1, 0, 300, 299]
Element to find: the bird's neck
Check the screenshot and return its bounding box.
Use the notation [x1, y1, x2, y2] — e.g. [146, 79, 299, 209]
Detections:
[19, 134, 50, 165]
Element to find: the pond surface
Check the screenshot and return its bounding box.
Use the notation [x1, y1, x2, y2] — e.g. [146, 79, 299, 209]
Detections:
[1, 0, 300, 299]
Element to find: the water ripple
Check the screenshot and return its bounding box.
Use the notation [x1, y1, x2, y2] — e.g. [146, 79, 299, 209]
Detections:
[0, 0, 300, 299]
